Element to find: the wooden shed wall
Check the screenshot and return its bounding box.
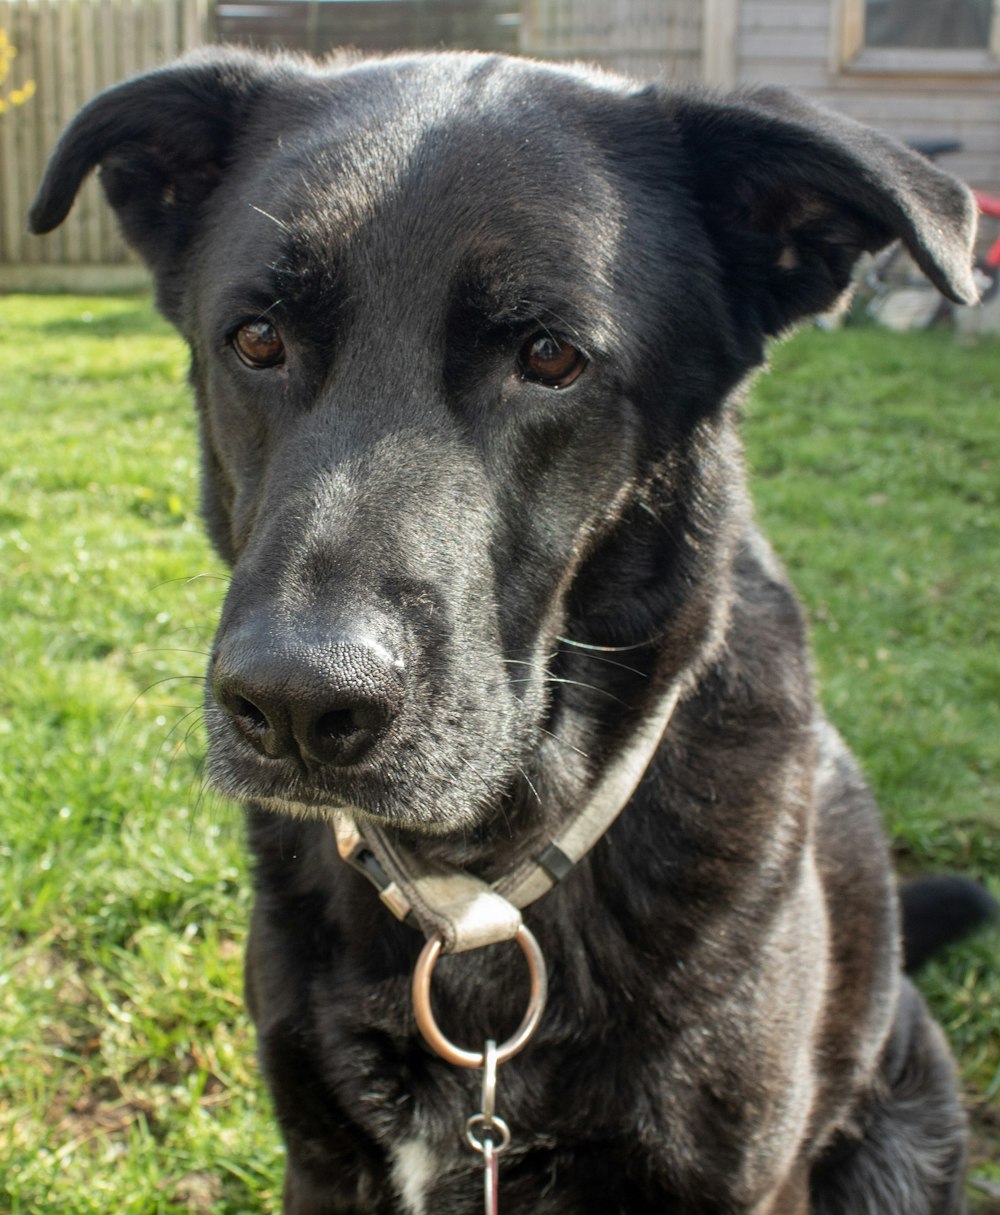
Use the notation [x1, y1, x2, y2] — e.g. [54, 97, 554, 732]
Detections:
[735, 0, 1000, 192]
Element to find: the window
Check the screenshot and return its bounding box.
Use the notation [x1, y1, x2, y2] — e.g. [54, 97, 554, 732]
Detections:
[865, 0, 992, 49]
[840, 0, 1000, 73]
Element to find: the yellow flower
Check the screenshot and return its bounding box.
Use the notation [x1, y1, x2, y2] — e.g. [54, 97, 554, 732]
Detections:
[0, 29, 34, 108]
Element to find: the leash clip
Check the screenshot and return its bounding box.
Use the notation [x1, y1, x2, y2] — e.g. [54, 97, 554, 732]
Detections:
[465, 1039, 511, 1215]
[411, 927, 546, 1213]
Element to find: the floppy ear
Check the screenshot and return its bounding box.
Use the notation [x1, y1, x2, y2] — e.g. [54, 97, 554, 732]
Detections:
[667, 85, 979, 336]
[29, 50, 292, 309]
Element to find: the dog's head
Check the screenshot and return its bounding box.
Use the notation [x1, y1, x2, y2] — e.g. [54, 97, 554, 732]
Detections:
[31, 51, 977, 842]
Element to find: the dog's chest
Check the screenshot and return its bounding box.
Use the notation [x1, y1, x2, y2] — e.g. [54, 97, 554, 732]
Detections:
[389, 1138, 440, 1215]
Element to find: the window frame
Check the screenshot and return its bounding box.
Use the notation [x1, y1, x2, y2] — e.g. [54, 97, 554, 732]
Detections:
[835, 0, 1000, 76]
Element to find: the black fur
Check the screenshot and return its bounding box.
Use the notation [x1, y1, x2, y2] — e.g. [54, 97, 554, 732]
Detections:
[32, 49, 990, 1214]
[900, 875, 999, 974]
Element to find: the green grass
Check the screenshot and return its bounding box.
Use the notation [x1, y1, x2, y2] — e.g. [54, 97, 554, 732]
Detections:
[748, 328, 1000, 870]
[0, 296, 282, 1213]
[1, 296, 998, 1211]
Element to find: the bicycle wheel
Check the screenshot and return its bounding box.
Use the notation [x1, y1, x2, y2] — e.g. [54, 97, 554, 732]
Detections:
[973, 258, 999, 304]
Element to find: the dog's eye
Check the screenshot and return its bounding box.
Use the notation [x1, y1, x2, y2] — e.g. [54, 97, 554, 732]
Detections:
[519, 334, 587, 389]
[233, 320, 285, 369]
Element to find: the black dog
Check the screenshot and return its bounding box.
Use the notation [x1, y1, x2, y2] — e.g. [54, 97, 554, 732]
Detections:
[32, 49, 988, 1214]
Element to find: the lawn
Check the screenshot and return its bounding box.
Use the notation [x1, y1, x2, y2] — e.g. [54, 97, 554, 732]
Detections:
[1, 294, 998, 1212]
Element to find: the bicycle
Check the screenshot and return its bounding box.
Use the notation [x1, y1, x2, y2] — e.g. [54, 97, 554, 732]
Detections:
[970, 184, 1000, 304]
[860, 139, 1000, 327]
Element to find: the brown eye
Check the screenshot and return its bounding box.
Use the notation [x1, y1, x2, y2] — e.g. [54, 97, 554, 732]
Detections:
[233, 319, 285, 368]
[519, 333, 587, 389]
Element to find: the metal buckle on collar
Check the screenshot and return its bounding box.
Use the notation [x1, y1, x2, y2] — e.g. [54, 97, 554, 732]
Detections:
[333, 813, 417, 926]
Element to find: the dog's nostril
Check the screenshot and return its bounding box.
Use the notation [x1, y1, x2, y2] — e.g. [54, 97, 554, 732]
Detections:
[212, 633, 405, 768]
[307, 698, 394, 765]
[233, 696, 269, 732]
[316, 708, 360, 742]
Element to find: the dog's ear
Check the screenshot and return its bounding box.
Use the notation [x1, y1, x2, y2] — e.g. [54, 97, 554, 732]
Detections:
[665, 85, 978, 335]
[29, 51, 292, 303]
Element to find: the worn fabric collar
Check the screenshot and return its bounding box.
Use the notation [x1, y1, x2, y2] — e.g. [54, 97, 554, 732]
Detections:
[333, 681, 682, 953]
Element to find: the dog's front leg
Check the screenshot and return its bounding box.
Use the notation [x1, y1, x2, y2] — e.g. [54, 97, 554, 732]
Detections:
[283, 1167, 330, 1215]
[282, 1160, 387, 1215]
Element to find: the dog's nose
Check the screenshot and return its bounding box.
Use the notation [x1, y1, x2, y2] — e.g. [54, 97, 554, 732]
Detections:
[211, 630, 405, 767]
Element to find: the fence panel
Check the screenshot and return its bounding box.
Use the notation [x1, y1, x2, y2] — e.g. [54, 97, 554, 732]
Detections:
[520, 0, 704, 83]
[1, 0, 705, 288]
[213, 0, 519, 56]
[0, 0, 207, 290]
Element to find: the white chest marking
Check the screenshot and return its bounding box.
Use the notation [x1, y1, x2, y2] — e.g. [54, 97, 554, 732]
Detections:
[390, 1137, 438, 1215]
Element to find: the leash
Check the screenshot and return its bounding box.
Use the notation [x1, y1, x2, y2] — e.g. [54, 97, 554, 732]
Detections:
[332, 679, 682, 1212]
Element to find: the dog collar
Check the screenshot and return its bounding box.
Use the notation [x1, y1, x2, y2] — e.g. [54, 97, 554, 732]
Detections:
[332, 680, 682, 954]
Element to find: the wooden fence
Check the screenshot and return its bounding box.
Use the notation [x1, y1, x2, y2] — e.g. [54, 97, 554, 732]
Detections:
[0, 0, 708, 291]
[0, 0, 207, 291]
[213, 0, 519, 57]
[521, 0, 704, 83]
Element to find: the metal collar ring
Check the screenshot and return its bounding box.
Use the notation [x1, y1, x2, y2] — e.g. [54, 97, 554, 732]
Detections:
[411, 924, 548, 1068]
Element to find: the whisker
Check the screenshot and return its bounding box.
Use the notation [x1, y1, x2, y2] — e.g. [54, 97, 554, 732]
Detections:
[150, 572, 230, 593]
[508, 675, 631, 708]
[538, 725, 589, 761]
[192, 772, 224, 822]
[439, 751, 515, 839]
[517, 766, 542, 806]
[249, 203, 290, 232]
[130, 646, 211, 660]
[183, 571, 231, 585]
[555, 649, 647, 677]
[162, 705, 205, 751]
[557, 634, 656, 654]
[115, 674, 205, 739]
